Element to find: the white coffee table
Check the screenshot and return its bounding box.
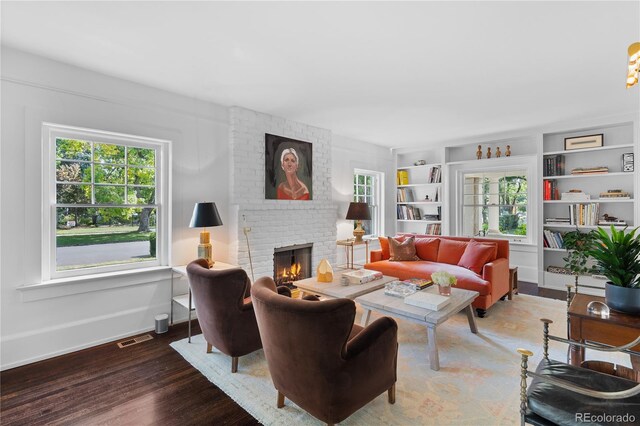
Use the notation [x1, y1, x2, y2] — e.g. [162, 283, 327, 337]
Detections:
[293, 273, 398, 300]
[355, 286, 479, 371]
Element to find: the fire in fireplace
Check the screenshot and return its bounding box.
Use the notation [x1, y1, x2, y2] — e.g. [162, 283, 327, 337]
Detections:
[273, 243, 313, 288]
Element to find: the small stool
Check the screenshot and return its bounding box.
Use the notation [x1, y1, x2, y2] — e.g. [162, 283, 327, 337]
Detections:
[508, 267, 518, 300]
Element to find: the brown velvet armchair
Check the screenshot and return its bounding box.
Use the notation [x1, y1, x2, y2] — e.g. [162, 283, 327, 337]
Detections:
[186, 259, 266, 373]
[251, 276, 399, 426]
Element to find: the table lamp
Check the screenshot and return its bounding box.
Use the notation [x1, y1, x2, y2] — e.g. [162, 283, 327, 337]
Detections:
[346, 202, 371, 242]
[189, 202, 223, 267]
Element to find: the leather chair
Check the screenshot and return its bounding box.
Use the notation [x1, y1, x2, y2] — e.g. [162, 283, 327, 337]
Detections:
[187, 259, 291, 373]
[251, 276, 398, 426]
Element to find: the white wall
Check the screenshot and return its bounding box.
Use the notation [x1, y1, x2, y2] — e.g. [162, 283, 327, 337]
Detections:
[0, 48, 231, 369]
[332, 135, 395, 265]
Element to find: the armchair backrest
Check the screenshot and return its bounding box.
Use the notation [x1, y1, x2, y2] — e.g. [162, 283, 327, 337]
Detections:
[251, 277, 357, 395]
[186, 259, 256, 354]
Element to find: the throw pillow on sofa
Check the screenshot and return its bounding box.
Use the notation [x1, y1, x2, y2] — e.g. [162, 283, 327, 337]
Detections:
[436, 239, 468, 265]
[414, 238, 440, 261]
[378, 235, 405, 260]
[458, 241, 498, 274]
[388, 236, 419, 261]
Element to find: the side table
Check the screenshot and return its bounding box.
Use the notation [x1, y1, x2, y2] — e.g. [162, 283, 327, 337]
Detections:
[336, 238, 371, 269]
[171, 261, 239, 342]
[508, 267, 518, 300]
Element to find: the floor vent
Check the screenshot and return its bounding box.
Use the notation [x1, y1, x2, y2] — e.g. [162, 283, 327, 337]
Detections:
[117, 334, 153, 348]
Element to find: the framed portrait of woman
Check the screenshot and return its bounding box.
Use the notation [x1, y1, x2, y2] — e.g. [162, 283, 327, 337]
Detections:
[265, 134, 313, 200]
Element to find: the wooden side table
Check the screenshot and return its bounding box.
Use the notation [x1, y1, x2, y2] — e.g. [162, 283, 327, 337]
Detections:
[336, 238, 371, 269]
[171, 261, 239, 342]
[508, 267, 518, 300]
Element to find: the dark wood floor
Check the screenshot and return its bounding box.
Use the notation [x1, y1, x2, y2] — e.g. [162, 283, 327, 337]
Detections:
[0, 281, 559, 425]
[0, 321, 259, 426]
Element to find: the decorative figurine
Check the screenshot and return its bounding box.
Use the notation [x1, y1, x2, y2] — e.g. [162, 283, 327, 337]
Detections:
[425, 195, 431, 201]
[486, 147, 492, 159]
[476, 145, 482, 160]
[496, 147, 501, 158]
[506, 145, 511, 157]
[414, 159, 426, 166]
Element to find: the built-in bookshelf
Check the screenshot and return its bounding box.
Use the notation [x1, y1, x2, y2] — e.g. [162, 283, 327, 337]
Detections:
[540, 122, 637, 292]
[396, 155, 444, 235]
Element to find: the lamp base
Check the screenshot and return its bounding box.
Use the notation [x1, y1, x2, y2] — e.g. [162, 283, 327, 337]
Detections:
[198, 230, 214, 268]
[353, 221, 365, 243]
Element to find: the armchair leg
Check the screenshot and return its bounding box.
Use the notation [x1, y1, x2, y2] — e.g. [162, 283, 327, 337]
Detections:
[231, 356, 238, 373]
[476, 308, 486, 318]
[206, 343, 212, 353]
[388, 383, 396, 404]
[277, 391, 285, 408]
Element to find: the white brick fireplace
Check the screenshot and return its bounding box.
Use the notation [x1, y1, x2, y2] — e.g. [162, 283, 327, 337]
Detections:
[229, 107, 337, 280]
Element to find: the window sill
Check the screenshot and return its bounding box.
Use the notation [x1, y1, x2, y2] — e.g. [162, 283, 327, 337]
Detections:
[18, 266, 172, 302]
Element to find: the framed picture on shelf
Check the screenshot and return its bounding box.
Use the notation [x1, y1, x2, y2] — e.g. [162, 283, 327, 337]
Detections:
[564, 134, 603, 151]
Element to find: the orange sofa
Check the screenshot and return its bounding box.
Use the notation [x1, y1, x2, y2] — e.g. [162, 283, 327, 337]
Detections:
[365, 235, 510, 318]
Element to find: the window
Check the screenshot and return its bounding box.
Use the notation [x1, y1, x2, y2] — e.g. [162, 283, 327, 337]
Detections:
[353, 169, 384, 237]
[461, 169, 529, 242]
[43, 124, 170, 279]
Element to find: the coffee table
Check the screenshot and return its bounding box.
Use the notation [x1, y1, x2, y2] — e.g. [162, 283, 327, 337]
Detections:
[355, 287, 479, 371]
[293, 273, 398, 300]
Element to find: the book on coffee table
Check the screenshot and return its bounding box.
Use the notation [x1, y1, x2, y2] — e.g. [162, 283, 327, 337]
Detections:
[402, 278, 433, 290]
[342, 269, 383, 285]
[404, 291, 450, 311]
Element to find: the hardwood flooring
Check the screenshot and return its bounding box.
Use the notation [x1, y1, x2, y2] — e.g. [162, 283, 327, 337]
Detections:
[0, 321, 259, 426]
[0, 281, 556, 425]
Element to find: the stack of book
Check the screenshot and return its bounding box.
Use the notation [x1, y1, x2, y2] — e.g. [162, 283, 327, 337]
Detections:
[570, 166, 609, 175]
[543, 179, 559, 200]
[599, 190, 631, 200]
[561, 190, 590, 201]
[402, 278, 433, 291]
[342, 269, 383, 285]
[543, 230, 564, 249]
[545, 217, 571, 225]
[544, 155, 565, 176]
[397, 188, 415, 202]
[426, 223, 441, 235]
[598, 219, 627, 226]
[397, 170, 409, 185]
[397, 205, 422, 220]
[427, 166, 441, 183]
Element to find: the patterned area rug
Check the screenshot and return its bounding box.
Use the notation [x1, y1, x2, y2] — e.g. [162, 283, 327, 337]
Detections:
[171, 294, 629, 425]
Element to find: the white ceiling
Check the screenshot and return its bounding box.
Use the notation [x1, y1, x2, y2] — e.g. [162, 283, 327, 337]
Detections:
[2, 1, 639, 148]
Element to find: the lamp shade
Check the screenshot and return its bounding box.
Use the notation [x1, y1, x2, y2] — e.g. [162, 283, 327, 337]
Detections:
[189, 202, 223, 228]
[346, 202, 371, 221]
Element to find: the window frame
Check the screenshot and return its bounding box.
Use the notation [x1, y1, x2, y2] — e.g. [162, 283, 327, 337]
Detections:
[456, 158, 536, 245]
[42, 123, 171, 280]
[353, 168, 385, 238]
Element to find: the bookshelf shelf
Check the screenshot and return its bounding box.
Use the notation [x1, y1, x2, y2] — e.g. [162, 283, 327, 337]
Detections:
[540, 122, 636, 291]
[397, 220, 442, 223]
[397, 163, 442, 170]
[397, 183, 442, 188]
[397, 202, 442, 205]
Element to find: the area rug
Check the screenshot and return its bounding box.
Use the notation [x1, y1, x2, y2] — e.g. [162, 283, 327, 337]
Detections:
[170, 294, 629, 425]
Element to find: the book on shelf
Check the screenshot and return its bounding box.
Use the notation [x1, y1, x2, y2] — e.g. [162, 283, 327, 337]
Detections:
[544, 155, 565, 177]
[397, 188, 415, 202]
[543, 230, 564, 249]
[402, 278, 433, 290]
[397, 205, 422, 220]
[342, 269, 383, 285]
[427, 166, 441, 184]
[543, 179, 559, 200]
[568, 203, 600, 226]
[404, 291, 450, 311]
[599, 190, 631, 199]
[426, 223, 441, 235]
[545, 217, 570, 224]
[397, 170, 409, 185]
[561, 191, 590, 201]
[598, 220, 627, 226]
[570, 166, 609, 175]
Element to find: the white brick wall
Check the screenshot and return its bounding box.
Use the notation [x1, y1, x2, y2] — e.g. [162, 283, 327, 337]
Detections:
[230, 107, 337, 280]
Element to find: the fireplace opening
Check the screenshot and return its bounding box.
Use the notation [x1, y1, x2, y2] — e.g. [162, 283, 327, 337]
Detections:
[273, 243, 313, 291]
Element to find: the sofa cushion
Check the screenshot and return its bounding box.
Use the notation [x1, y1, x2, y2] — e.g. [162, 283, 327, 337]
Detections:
[436, 239, 468, 265]
[389, 236, 419, 261]
[365, 261, 490, 296]
[414, 238, 440, 261]
[378, 235, 405, 260]
[458, 241, 498, 274]
[527, 359, 640, 426]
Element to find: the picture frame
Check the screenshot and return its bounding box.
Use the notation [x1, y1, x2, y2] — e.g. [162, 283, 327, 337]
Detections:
[264, 134, 313, 200]
[564, 134, 603, 151]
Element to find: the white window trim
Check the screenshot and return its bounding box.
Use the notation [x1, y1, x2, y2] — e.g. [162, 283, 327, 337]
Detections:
[42, 123, 172, 281]
[353, 168, 385, 238]
[455, 156, 537, 245]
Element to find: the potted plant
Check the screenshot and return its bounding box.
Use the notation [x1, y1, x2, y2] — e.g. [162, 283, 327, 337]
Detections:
[562, 229, 596, 291]
[431, 270, 457, 296]
[587, 226, 640, 314]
